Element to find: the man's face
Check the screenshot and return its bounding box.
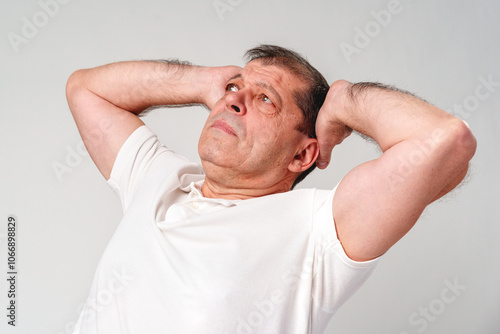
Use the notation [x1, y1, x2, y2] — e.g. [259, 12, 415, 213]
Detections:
[198, 60, 311, 188]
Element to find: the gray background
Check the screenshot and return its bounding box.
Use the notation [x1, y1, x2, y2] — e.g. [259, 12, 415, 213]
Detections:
[1, 0, 499, 333]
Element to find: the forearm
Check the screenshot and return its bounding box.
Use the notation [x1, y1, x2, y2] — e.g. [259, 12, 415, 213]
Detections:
[329, 80, 476, 200]
[330, 80, 462, 152]
[67, 60, 210, 114]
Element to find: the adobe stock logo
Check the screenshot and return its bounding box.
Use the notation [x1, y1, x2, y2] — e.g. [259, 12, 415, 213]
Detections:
[52, 117, 118, 183]
[51, 140, 89, 183]
[213, 0, 244, 21]
[47, 267, 134, 334]
[390, 128, 446, 182]
[400, 277, 466, 334]
[339, 0, 404, 63]
[7, 0, 72, 53]
[447, 74, 499, 120]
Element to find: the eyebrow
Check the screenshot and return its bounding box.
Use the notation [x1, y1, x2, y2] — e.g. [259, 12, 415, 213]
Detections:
[227, 73, 283, 108]
[228, 73, 242, 81]
[256, 82, 283, 108]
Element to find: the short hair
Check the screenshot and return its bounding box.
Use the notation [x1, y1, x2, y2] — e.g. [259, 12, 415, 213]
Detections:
[244, 44, 329, 189]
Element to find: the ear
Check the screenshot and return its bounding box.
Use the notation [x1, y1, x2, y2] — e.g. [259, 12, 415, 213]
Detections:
[288, 138, 319, 173]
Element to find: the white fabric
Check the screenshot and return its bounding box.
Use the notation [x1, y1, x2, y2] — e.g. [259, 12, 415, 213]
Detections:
[73, 125, 380, 334]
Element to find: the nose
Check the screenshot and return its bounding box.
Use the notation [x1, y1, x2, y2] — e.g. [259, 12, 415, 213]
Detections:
[225, 90, 247, 115]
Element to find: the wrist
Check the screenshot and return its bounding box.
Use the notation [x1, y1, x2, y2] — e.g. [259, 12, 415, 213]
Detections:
[323, 80, 353, 125]
[196, 66, 218, 107]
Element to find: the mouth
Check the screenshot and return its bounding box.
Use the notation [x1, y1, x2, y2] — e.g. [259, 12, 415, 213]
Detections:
[212, 119, 237, 137]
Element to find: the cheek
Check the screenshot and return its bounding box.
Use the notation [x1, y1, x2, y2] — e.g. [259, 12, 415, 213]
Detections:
[249, 131, 294, 165]
[258, 119, 293, 147]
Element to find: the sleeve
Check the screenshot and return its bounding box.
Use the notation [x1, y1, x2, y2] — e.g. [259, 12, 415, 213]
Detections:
[311, 184, 381, 315]
[106, 125, 202, 212]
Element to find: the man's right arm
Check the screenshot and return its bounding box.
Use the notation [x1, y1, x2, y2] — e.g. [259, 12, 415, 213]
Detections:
[66, 60, 241, 180]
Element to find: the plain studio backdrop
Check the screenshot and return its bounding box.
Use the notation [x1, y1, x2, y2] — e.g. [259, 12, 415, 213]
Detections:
[1, 0, 499, 333]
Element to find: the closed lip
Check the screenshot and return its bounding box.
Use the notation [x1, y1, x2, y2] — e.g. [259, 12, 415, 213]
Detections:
[212, 119, 237, 136]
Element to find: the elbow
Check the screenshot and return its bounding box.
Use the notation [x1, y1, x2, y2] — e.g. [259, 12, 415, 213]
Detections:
[444, 119, 477, 166]
[65, 69, 87, 103]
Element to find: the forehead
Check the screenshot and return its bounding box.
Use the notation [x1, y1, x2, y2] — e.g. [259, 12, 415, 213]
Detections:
[241, 60, 305, 90]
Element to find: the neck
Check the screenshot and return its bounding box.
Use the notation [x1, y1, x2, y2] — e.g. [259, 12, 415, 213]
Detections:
[201, 176, 294, 200]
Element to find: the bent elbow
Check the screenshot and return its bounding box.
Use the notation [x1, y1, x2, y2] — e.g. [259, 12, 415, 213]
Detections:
[65, 69, 87, 103]
[446, 119, 477, 165]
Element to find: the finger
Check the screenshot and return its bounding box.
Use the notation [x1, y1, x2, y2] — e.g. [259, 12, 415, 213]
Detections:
[315, 125, 337, 169]
[316, 140, 335, 169]
[315, 122, 352, 169]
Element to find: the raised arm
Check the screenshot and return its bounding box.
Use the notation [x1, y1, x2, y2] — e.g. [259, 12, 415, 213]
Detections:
[66, 60, 241, 180]
[316, 80, 477, 261]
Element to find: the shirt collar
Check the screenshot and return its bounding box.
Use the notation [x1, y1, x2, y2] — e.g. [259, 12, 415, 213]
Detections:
[181, 180, 239, 207]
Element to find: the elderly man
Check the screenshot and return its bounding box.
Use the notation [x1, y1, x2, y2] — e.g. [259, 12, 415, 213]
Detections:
[66, 45, 476, 334]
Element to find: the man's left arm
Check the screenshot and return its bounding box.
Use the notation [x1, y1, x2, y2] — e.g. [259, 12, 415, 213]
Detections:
[315, 80, 477, 262]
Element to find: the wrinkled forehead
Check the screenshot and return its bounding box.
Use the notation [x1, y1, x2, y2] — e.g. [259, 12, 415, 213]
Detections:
[242, 59, 303, 86]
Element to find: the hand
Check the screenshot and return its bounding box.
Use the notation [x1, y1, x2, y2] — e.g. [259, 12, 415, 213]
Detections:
[315, 80, 353, 169]
[202, 65, 243, 110]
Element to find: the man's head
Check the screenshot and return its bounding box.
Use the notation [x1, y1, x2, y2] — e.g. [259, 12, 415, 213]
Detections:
[244, 45, 330, 187]
[198, 45, 329, 197]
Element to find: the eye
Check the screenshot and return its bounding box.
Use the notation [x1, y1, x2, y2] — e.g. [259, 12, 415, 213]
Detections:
[226, 83, 238, 92]
[260, 94, 273, 104]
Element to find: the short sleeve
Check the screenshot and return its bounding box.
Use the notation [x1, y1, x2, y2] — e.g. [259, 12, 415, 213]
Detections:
[106, 125, 201, 212]
[311, 184, 380, 316]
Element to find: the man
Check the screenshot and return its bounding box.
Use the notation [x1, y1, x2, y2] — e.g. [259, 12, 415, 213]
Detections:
[66, 45, 476, 334]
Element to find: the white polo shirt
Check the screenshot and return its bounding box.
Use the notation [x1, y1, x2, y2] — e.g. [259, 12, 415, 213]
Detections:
[73, 125, 380, 334]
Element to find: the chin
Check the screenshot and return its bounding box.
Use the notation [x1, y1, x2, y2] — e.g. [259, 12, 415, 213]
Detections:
[199, 147, 237, 170]
[199, 137, 239, 167]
